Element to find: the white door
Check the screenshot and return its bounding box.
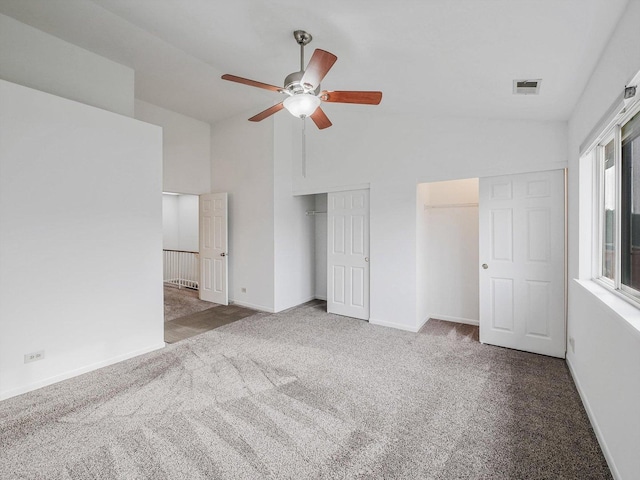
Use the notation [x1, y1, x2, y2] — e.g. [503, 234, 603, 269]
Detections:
[479, 170, 565, 357]
[199, 193, 228, 305]
[327, 189, 370, 320]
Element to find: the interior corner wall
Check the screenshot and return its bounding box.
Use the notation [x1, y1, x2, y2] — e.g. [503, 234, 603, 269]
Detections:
[0, 80, 163, 400]
[287, 108, 567, 331]
[211, 112, 275, 312]
[273, 114, 315, 312]
[0, 13, 134, 117]
[135, 100, 211, 194]
[567, 1, 640, 478]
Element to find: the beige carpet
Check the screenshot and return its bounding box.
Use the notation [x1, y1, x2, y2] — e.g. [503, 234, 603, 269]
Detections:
[0, 302, 611, 479]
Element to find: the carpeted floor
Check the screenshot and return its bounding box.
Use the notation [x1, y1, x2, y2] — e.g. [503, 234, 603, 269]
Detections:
[164, 285, 256, 343]
[0, 302, 611, 479]
[164, 285, 219, 322]
[165, 303, 257, 343]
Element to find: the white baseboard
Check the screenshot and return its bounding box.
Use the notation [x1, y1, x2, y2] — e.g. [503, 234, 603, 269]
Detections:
[429, 314, 479, 326]
[275, 295, 321, 313]
[229, 299, 275, 313]
[314, 295, 327, 301]
[0, 342, 166, 401]
[369, 317, 422, 333]
[566, 357, 620, 480]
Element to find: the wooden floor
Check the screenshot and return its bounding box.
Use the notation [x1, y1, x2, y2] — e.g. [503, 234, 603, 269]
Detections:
[165, 301, 256, 344]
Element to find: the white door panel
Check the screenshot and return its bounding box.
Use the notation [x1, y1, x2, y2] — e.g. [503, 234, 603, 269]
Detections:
[328, 189, 370, 320]
[199, 192, 228, 305]
[479, 170, 565, 358]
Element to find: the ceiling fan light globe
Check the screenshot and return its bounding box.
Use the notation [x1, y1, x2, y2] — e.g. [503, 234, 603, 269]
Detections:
[284, 94, 321, 118]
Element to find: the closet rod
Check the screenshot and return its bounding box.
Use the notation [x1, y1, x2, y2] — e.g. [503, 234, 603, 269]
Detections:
[424, 202, 478, 209]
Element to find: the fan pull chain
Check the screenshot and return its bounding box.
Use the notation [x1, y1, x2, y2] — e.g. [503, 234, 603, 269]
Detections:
[302, 117, 306, 178]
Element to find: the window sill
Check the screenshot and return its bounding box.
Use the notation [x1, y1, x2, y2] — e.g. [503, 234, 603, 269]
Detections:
[574, 279, 640, 338]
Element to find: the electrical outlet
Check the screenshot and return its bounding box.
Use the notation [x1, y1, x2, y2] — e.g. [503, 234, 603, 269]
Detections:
[24, 350, 45, 363]
[568, 337, 575, 354]
[241, 287, 247, 293]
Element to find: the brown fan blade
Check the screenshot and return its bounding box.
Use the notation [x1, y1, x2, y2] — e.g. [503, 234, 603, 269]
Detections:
[310, 107, 332, 130]
[221, 74, 282, 92]
[248, 102, 284, 122]
[321, 91, 382, 105]
[300, 49, 337, 89]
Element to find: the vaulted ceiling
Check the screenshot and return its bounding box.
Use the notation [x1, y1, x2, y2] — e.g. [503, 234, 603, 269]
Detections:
[0, 0, 629, 124]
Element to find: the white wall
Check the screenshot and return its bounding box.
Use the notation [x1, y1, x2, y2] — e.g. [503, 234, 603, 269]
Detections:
[0, 80, 164, 400]
[211, 112, 320, 313]
[162, 194, 199, 252]
[0, 13, 134, 117]
[314, 194, 328, 300]
[273, 114, 316, 311]
[135, 100, 211, 194]
[286, 109, 567, 331]
[177, 195, 199, 252]
[568, 1, 640, 478]
[421, 179, 479, 325]
[162, 195, 180, 249]
[211, 112, 275, 312]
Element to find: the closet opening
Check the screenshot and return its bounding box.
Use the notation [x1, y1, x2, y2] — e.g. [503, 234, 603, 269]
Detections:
[417, 178, 480, 327]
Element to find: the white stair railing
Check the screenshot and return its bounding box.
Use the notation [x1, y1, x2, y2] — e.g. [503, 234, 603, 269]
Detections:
[163, 250, 199, 289]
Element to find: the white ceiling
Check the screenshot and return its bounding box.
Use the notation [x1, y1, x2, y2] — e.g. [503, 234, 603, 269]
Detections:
[0, 0, 629, 124]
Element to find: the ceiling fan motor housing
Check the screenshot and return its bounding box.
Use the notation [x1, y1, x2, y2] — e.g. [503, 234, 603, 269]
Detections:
[284, 71, 320, 95]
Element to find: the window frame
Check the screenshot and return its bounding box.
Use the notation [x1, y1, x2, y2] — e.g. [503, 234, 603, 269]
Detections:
[593, 100, 640, 304]
[597, 131, 617, 288]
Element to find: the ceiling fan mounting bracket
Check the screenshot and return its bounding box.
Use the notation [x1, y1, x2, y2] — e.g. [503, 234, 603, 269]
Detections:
[293, 30, 312, 46]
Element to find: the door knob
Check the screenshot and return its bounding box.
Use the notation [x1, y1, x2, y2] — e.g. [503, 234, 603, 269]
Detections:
[220, 252, 227, 257]
[482, 263, 488, 269]
[365, 257, 369, 262]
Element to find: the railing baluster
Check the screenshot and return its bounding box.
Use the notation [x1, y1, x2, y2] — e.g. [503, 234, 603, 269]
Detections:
[163, 249, 199, 290]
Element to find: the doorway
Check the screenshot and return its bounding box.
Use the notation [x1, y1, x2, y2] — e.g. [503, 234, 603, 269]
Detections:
[162, 192, 199, 289]
[327, 189, 370, 320]
[308, 189, 371, 321]
[418, 170, 566, 358]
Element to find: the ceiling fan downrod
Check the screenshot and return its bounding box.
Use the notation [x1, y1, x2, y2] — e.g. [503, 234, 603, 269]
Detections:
[293, 30, 312, 71]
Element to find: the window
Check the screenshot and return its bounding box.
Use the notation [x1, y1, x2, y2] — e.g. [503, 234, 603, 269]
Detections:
[621, 111, 640, 291]
[595, 104, 640, 300]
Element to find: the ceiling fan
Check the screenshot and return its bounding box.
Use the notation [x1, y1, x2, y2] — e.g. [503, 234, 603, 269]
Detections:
[221, 30, 382, 129]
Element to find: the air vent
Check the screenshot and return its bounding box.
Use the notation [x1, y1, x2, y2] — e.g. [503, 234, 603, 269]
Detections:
[513, 79, 541, 95]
